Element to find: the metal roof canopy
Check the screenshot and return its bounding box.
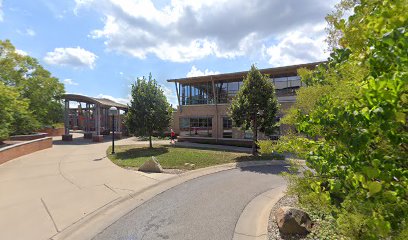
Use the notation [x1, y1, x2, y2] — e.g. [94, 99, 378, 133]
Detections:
[62, 94, 128, 110]
[167, 61, 325, 84]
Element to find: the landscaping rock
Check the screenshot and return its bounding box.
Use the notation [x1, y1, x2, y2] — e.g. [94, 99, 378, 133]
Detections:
[184, 163, 196, 169]
[275, 206, 312, 235]
[138, 157, 163, 173]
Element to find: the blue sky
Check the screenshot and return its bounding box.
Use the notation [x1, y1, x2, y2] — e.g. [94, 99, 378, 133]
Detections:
[0, 0, 336, 106]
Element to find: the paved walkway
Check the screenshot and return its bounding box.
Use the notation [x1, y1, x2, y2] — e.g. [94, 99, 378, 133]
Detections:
[0, 134, 174, 240]
[93, 165, 286, 240]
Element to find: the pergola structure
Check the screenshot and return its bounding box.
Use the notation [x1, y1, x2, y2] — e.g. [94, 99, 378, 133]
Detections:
[61, 94, 128, 142]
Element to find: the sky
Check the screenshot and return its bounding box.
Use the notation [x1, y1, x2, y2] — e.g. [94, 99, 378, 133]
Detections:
[0, 0, 337, 106]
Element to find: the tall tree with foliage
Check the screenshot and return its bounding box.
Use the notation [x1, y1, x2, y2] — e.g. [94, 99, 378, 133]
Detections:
[0, 40, 65, 127]
[0, 82, 39, 142]
[266, 0, 408, 238]
[126, 74, 171, 148]
[230, 65, 279, 155]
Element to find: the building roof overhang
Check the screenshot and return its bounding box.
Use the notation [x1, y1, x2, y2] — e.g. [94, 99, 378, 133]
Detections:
[167, 61, 326, 84]
[62, 94, 128, 110]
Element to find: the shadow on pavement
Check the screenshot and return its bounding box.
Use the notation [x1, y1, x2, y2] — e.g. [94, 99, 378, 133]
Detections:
[238, 164, 290, 175]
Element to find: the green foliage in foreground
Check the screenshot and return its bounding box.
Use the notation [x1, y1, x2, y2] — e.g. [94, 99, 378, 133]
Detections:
[267, 1, 408, 239]
[107, 145, 284, 170]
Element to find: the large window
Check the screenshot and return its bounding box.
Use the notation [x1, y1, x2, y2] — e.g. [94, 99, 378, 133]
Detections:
[179, 117, 213, 137]
[222, 117, 233, 138]
[216, 81, 241, 104]
[180, 81, 242, 105]
[271, 75, 301, 89]
[180, 83, 214, 105]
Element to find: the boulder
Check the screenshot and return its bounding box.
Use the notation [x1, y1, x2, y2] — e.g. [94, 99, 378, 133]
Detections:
[184, 163, 196, 169]
[138, 157, 163, 173]
[275, 207, 312, 235]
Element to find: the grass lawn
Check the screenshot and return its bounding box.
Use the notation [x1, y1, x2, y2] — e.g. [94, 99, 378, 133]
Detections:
[107, 144, 284, 170]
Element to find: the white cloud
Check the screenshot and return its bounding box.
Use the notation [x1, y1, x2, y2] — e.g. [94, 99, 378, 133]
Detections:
[75, 0, 336, 63]
[15, 49, 28, 56]
[96, 94, 130, 105]
[74, 0, 95, 14]
[63, 78, 79, 85]
[186, 66, 220, 77]
[0, 0, 3, 22]
[161, 85, 178, 106]
[16, 28, 36, 37]
[264, 24, 329, 66]
[44, 47, 98, 69]
[26, 28, 36, 36]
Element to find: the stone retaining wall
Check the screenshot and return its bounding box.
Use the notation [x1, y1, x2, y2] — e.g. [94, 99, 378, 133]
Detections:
[0, 137, 53, 165]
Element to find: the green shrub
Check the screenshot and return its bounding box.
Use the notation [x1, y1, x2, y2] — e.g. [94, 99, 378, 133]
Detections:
[280, 1, 408, 237]
[258, 134, 317, 159]
[257, 140, 276, 155]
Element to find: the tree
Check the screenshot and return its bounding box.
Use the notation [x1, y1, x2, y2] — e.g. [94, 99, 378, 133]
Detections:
[230, 65, 279, 155]
[0, 40, 65, 127]
[126, 74, 171, 148]
[0, 82, 39, 142]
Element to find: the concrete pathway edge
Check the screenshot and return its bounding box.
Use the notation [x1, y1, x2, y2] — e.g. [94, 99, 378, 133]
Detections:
[233, 186, 287, 240]
[51, 160, 290, 240]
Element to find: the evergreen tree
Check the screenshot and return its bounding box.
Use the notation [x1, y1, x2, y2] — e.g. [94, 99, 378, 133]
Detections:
[126, 74, 171, 148]
[230, 65, 279, 155]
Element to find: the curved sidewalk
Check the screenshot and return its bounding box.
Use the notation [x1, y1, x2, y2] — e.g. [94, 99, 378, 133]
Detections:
[0, 134, 174, 240]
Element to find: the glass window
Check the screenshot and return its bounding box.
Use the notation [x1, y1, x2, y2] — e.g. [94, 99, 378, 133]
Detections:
[180, 83, 215, 105]
[273, 77, 288, 89]
[179, 117, 213, 137]
[222, 117, 233, 138]
[223, 117, 232, 129]
[216, 82, 228, 103]
[287, 75, 301, 88]
[227, 82, 239, 101]
[180, 81, 243, 105]
[180, 118, 190, 130]
[216, 81, 242, 103]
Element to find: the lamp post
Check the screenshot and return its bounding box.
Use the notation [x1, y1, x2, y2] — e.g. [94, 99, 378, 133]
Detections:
[109, 107, 118, 154]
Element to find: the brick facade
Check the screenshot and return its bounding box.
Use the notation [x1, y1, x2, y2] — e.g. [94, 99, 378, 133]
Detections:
[0, 137, 53, 165]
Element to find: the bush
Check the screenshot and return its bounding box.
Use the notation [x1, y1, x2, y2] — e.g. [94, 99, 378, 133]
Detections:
[278, 1, 408, 238]
[258, 134, 317, 159]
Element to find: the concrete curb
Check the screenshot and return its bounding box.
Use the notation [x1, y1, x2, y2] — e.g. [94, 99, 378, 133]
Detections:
[233, 186, 287, 240]
[51, 160, 291, 240]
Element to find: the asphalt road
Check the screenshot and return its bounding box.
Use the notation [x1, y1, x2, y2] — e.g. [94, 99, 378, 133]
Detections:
[93, 165, 288, 240]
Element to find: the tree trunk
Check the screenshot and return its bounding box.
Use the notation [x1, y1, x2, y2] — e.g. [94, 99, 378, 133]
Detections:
[149, 134, 152, 148]
[252, 116, 258, 156]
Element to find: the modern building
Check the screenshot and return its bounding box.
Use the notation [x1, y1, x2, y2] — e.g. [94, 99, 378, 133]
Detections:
[167, 62, 323, 145]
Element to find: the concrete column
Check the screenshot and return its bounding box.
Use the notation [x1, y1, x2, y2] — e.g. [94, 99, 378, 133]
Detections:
[211, 77, 219, 141]
[97, 105, 100, 135]
[117, 111, 120, 132]
[62, 100, 73, 141]
[84, 103, 87, 132]
[64, 100, 69, 135]
[93, 104, 103, 142]
[84, 103, 93, 139]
